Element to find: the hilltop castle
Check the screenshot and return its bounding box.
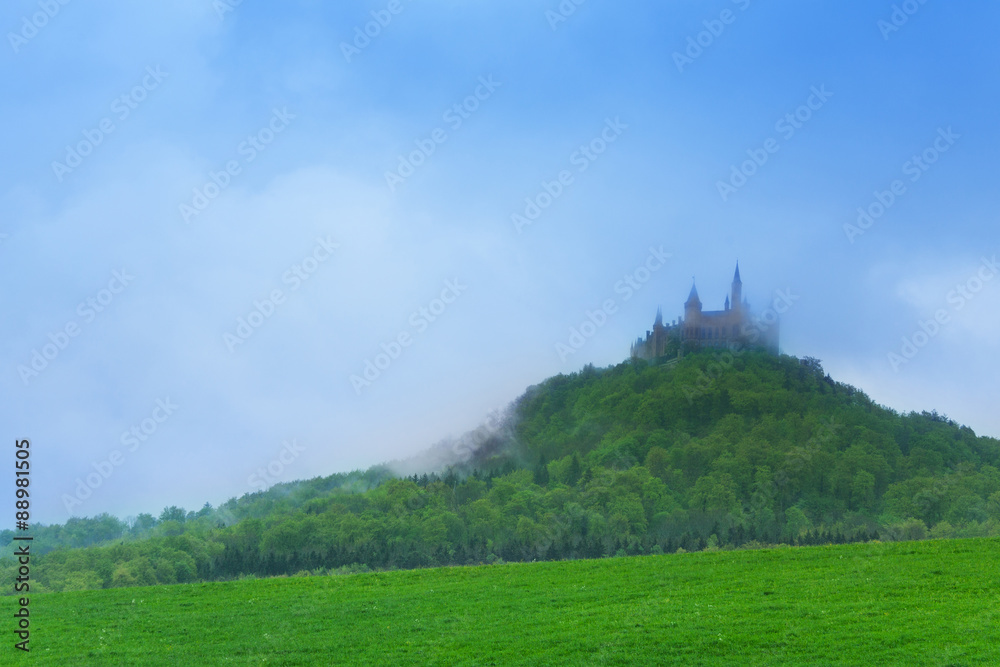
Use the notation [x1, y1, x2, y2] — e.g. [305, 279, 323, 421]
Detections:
[630, 263, 779, 360]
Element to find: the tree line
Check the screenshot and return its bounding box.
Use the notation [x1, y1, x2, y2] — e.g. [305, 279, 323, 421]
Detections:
[3, 351, 999, 592]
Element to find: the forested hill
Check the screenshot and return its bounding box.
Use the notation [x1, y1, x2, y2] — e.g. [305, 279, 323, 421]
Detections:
[512, 352, 1000, 487]
[4, 351, 1000, 593]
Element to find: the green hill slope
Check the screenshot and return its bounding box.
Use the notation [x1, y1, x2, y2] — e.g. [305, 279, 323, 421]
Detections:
[510, 351, 1000, 536]
[4, 351, 1000, 591]
[11, 538, 1000, 665]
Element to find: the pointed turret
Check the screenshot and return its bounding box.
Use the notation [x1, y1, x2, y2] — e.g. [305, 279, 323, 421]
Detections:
[731, 262, 742, 310]
[654, 307, 663, 327]
[725, 294, 731, 311]
[685, 279, 702, 316]
[686, 281, 700, 305]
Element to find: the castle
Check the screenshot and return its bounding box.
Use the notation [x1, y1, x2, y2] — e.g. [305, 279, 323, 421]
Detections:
[630, 263, 779, 360]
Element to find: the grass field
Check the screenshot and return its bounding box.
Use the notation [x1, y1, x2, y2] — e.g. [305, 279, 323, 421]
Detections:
[6, 538, 999, 665]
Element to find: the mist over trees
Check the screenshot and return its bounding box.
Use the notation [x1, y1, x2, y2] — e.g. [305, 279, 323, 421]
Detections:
[4, 351, 1000, 593]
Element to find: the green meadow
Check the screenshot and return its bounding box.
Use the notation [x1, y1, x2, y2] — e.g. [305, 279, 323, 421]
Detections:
[8, 537, 999, 665]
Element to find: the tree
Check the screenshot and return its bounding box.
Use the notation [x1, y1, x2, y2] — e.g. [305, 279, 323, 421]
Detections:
[133, 513, 158, 533]
[567, 453, 582, 486]
[690, 473, 738, 514]
[782, 506, 813, 542]
[159, 506, 187, 523]
[850, 470, 876, 511]
[645, 447, 669, 482]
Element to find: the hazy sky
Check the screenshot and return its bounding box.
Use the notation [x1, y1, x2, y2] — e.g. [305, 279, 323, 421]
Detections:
[3, 0, 999, 527]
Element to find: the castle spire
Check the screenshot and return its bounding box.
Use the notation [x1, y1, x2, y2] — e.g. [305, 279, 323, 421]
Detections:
[686, 280, 700, 306]
[654, 307, 663, 327]
[731, 262, 742, 310]
[685, 279, 702, 315]
[725, 294, 731, 311]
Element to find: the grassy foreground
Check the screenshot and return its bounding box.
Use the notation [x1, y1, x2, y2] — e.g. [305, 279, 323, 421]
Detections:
[7, 538, 999, 665]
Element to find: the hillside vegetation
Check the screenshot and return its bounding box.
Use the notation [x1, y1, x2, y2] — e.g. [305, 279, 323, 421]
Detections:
[4, 351, 1000, 591]
[10, 538, 1000, 665]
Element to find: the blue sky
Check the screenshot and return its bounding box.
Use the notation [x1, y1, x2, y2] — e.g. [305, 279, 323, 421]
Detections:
[3, 0, 999, 527]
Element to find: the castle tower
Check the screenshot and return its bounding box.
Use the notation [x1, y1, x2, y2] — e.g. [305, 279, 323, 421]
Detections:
[730, 262, 742, 312]
[684, 280, 701, 318]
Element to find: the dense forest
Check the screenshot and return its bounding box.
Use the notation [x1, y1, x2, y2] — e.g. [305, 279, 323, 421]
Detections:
[4, 350, 1000, 593]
